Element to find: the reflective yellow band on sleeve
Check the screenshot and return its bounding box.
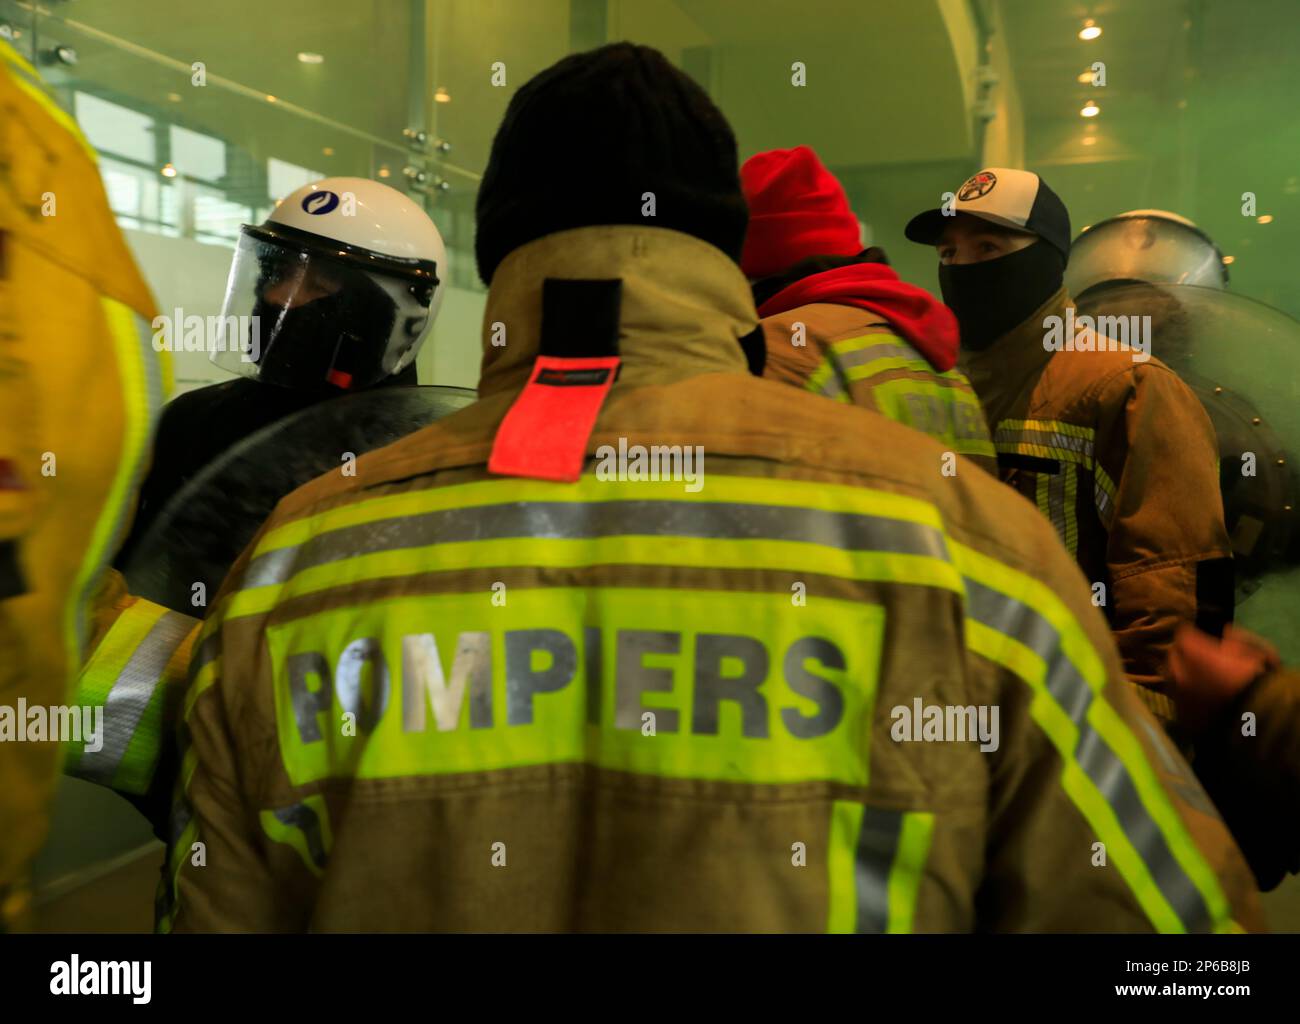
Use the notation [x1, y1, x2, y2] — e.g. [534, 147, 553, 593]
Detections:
[953, 540, 1235, 934]
[68, 604, 198, 795]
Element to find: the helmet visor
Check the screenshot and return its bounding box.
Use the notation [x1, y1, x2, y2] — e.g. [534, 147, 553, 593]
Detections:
[211, 227, 434, 390]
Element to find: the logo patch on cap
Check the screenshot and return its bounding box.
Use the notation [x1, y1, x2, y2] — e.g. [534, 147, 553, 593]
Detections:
[958, 172, 997, 202]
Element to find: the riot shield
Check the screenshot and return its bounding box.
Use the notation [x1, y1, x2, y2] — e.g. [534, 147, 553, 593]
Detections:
[1068, 211, 1229, 299]
[1074, 283, 1300, 660]
[123, 384, 475, 614]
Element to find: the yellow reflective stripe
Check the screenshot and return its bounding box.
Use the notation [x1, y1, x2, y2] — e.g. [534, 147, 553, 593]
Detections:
[996, 440, 1091, 466]
[954, 541, 1234, 933]
[63, 300, 162, 684]
[999, 418, 1095, 440]
[1034, 467, 1051, 524]
[259, 795, 332, 878]
[828, 803, 934, 933]
[1063, 463, 1079, 556]
[1, 42, 97, 162]
[826, 801, 864, 934]
[181, 626, 223, 721]
[886, 811, 935, 933]
[843, 354, 933, 382]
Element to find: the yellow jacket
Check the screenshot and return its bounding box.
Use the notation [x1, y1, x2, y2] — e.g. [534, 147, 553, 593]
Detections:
[160, 227, 1259, 933]
[0, 41, 168, 920]
[960, 287, 1233, 727]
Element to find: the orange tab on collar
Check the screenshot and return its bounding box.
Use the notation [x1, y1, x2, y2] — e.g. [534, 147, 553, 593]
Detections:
[487, 355, 621, 483]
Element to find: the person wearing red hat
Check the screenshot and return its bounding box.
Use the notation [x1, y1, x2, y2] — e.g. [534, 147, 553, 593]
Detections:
[741, 146, 995, 475]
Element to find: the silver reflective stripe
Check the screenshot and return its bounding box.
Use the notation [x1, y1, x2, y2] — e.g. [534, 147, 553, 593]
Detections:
[812, 364, 847, 401]
[74, 311, 168, 662]
[854, 808, 904, 933]
[963, 578, 1213, 932]
[272, 803, 329, 870]
[241, 499, 953, 592]
[833, 339, 910, 371]
[994, 426, 1094, 460]
[1094, 478, 1115, 528]
[76, 610, 196, 786]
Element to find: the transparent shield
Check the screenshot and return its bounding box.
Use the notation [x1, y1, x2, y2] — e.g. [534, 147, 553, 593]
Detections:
[121, 385, 476, 613]
[1075, 283, 1300, 659]
[1068, 215, 1228, 299]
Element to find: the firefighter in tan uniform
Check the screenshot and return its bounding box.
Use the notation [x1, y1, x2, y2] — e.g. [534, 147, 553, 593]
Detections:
[161, 45, 1260, 934]
[906, 169, 1233, 730]
[741, 146, 995, 475]
[0, 40, 169, 929]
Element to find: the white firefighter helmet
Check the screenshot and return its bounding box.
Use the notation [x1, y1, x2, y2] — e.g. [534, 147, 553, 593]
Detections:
[213, 176, 447, 390]
[1067, 208, 1229, 300]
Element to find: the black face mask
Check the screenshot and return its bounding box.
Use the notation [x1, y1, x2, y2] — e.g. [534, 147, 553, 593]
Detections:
[251, 277, 397, 391]
[938, 239, 1065, 351]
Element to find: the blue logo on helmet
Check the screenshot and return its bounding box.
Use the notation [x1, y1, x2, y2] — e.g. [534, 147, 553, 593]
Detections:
[302, 191, 340, 215]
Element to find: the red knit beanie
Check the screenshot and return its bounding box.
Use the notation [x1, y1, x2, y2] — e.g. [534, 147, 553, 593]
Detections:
[740, 146, 863, 279]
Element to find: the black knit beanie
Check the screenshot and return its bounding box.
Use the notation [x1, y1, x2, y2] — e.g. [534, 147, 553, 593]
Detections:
[475, 42, 749, 285]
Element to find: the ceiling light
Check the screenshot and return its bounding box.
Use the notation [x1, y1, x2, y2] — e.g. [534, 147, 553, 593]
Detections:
[1079, 19, 1102, 41]
[1081, 101, 1100, 117]
[1081, 136, 1097, 146]
[1258, 215, 1274, 224]
[298, 52, 324, 64]
[378, 166, 391, 178]
[434, 86, 451, 103]
[322, 146, 335, 156]
[1222, 255, 1235, 265]
[166, 91, 182, 102]
[1077, 70, 1094, 83]
[266, 94, 277, 103]
[161, 163, 178, 178]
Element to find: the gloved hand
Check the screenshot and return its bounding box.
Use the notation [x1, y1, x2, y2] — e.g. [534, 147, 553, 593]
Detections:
[1166, 623, 1280, 737]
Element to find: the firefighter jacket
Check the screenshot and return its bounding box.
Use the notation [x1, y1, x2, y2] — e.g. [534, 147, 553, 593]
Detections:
[761, 304, 997, 477]
[0, 41, 167, 919]
[959, 286, 1233, 727]
[161, 226, 1261, 933]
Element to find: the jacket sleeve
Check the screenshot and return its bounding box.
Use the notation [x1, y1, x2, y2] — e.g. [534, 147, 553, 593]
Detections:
[1193, 667, 1300, 891]
[64, 570, 199, 835]
[1094, 363, 1233, 721]
[162, 536, 308, 934]
[963, 512, 1263, 932]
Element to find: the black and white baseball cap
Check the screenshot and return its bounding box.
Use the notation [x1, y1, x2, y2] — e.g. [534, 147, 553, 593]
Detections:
[905, 167, 1072, 263]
